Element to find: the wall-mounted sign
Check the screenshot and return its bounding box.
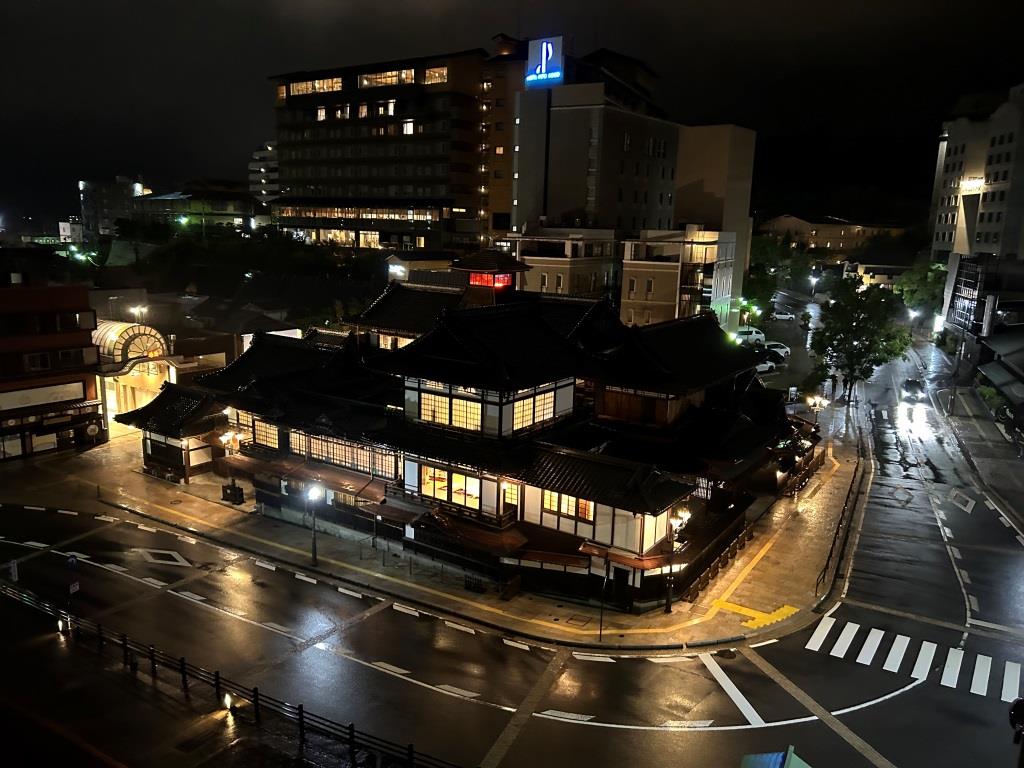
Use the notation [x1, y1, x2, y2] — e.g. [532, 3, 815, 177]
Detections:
[525, 37, 563, 87]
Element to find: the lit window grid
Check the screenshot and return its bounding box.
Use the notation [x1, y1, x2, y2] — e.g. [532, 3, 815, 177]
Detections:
[278, 206, 439, 222]
[420, 393, 449, 426]
[542, 490, 593, 521]
[359, 69, 415, 88]
[253, 420, 279, 449]
[450, 398, 481, 431]
[289, 78, 342, 96]
[424, 67, 448, 85]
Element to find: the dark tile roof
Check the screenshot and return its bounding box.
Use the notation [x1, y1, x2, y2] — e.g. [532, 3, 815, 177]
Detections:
[591, 313, 760, 394]
[356, 282, 465, 335]
[197, 332, 341, 393]
[369, 301, 582, 390]
[513, 446, 693, 515]
[114, 383, 222, 437]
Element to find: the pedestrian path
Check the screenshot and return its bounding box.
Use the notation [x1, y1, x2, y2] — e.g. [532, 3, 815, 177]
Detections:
[804, 616, 1021, 702]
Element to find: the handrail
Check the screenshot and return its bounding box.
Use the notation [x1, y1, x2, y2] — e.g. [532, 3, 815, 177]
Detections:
[0, 582, 460, 768]
[815, 428, 866, 596]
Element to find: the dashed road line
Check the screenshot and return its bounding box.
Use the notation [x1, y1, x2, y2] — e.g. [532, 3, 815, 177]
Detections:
[262, 621, 292, 634]
[175, 590, 206, 602]
[22, 541, 47, 548]
[142, 577, 167, 588]
[25, 506, 45, 512]
[1000, 517, 1012, 527]
[177, 535, 197, 544]
[538, 710, 595, 722]
[959, 569, 972, 585]
[444, 621, 476, 635]
[372, 661, 410, 675]
[572, 653, 615, 663]
[968, 594, 980, 612]
[1017, 535, 1024, 548]
[56, 510, 77, 516]
[943, 526, 955, 539]
[661, 720, 715, 728]
[502, 639, 531, 651]
[648, 655, 692, 662]
[393, 603, 420, 617]
[254, 560, 277, 571]
[950, 546, 962, 560]
[749, 639, 778, 648]
[294, 572, 317, 584]
[337, 586, 362, 599]
[95, 515, 118, 522]
[102, 563, 128, 572]
[137, 524, 157, 533]
[437, 684, 480, 698]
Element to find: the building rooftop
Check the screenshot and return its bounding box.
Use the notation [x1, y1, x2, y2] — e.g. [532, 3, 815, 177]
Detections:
[357, 282, 466, 336]
[271, 48, 489, 82]
[113, 383, 222, 437]
[450, 250, 530, 274]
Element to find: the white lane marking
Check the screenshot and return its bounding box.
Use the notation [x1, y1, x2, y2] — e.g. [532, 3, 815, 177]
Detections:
[960, 569, 972, 585]
[255, 560, 276, 571]
[699, 653, 765, 726]
[883, 635, 910, 673]
[969, 617, 1024, 636]
[96, 515, 118, 522]
[22, 541, 47, 548]
[26, 505, 45, 511]
[372, 661, 410, 675]
[856, 628, 885, 666]
[1000, 517, 1012, 527]
[102, 563, 128, 572]
[175, 590, 206, 601]
[985, 497, 997, 510]
[1003, 662, 1021, 702]
[393, 603, 419, 617]
[262, 621, 292, 634]
[64, 551, 91, 560]
[222, 606, 247, 617]
[968, 594, 980, 612]
[573, 653, 615, 663]
[936, 509, 947, 521]
[444, 621, 475, 635]
[137, 524, 157, 533]
[970, 655, 992, 696]
[1016, 535, 1024, 548]
[805, 616, 837, 651]
[661, 720, 715, 728]
[539, 710, 595, 722]
[825, 601, 841, 618]
[294, 572, 316, 584]
[142, 577, 166, 588]
[648, 655, 693, 663]
[830, 622, 860, 658]
[943, 526, 955, 539]
[337, 586, 363, 599]
[503, 639, 531, 651]
[57, 510, 77, 516]
[437, 684, 480, 698]
[950, 546, 962, 560]
[177, 535, 197, 544]
[912, 641, 937, 680]
[749, 639, 778, 648]
[881, 409, 888, 420]
[949, 490, 976, 514]
[940, 648, 964, 688]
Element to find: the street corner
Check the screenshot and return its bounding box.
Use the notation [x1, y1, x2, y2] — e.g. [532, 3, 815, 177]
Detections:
[713, 598, 800, 630]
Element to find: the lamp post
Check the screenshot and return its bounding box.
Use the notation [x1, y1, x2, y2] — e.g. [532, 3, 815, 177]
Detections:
[809, 275, 819, 295]
[306, 483, 323, 566]
[807, 395, 830, 425]
[373, 513, 382, 549]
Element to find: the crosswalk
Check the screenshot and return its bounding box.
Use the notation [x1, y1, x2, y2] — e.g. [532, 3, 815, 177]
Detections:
[805, 617, 1021, 702]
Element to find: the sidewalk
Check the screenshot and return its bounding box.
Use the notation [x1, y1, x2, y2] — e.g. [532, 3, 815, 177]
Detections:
[0, 419, 861, 650]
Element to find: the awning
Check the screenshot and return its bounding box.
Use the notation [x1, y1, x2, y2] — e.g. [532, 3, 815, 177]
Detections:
[979, 362, 1024, 406]
[219, 452, 387, 503]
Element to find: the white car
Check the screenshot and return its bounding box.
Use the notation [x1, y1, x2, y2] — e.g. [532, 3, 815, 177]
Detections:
[765, 341, 791, 358]
[755, 360, 776, 374]
[773, 310, 796, 321]
[735, 327, 766, 345]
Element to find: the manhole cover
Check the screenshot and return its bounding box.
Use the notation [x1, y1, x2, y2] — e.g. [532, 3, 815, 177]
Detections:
[566, 614, 591, 627]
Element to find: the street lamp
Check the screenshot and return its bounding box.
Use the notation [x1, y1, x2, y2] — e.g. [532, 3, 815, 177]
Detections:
[373, 513, 383, 549]
[809, 275, 819, 294]
[807, 395, 830, 425]
[306, 482, 323, 566]
[128, 305, 148, 323]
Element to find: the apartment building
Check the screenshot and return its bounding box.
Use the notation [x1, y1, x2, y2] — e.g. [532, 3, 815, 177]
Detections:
[760, 214, 905, 255]
[248, 141, 280, 203]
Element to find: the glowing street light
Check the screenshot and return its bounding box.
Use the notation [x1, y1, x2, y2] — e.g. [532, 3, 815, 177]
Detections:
[306, 482, 324, 566]
[128, 305, 148, 322]
[809, 275, 819, 293]
[178, 215, 190, 226]
[807, 395, 830, 425]
[908, 308, 920, 320]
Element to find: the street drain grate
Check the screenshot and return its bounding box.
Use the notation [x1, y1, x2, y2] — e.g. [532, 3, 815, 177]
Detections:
[566, 614, 591, 627]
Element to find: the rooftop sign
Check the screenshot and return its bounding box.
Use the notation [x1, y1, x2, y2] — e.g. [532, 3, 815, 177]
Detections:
[525, 37, 563, 87]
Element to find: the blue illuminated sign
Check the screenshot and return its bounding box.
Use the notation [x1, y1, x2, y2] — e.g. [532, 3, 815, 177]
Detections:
[525, 37, 563, 87]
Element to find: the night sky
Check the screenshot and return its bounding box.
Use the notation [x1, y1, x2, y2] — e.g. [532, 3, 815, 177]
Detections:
[2, 0, 1022, 228]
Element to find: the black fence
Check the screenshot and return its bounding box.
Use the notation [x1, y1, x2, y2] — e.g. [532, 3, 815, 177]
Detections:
[815, 429, 867, 597]
[0, 583, 460, 768]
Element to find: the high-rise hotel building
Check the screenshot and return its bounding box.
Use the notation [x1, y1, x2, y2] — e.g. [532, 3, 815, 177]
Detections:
[935, 82, 1024, 353]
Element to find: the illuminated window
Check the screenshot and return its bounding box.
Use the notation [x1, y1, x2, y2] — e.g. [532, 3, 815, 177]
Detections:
[276, 85, 287, 103]
[451, 398, 481, 430]
[470, 273, 494, 287]
[535, 391, 554, 421]
[290, 77, 342, 96]
[335, 105, 349, 119]
[377, 99, 395, 116]
[503, 483, 519, 508]
[316, 107, 326, 122]
[253, 420, 279, 449]
[415, 236, 425, 248]
[359, 69, 415, 88]
[358, 103, 368, 118]
[450, 472, 480, 509]
[513, 398, 534, 430]
[402, 120, 414, 135]
[542, 490, 558, 513]
[542, 490, 593, 520]
[576, 499, 594, 521]
[424, 67, 448, 85]
[420, 392, 449, 426]
[420, 465, 448, 500]
[495, 146, 505, 155]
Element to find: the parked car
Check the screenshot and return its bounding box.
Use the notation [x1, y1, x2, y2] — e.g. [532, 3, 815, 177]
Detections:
[766, 349, 786, 365]
[773, 310, 796, 321]
[901, 378, 926, 402]
[755, 360, 776, 374]
[735, 327, 766, 345]
[765, 341, 791, 358]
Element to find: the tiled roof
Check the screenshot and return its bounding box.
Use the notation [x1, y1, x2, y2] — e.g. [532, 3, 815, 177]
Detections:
[356, 282, 465, 335]
[197, 332, 340, 393]
[512, 446, 693, 515]
[370, 301, 582, 390]
[114, 383, 221, 437]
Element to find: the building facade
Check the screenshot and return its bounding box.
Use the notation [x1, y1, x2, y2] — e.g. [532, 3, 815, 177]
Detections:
[79, 176, 149, 241]
[934, 83, 1024, 360]
[248, 141, 281, 203]
[0, 252, 104, 460]
[131, 180, 265, 233]
[511, 228, 619, 298]
[760, 214, 905, 255]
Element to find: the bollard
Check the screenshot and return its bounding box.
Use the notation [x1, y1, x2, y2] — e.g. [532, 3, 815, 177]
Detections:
[149, 645, 157, 676]
[252, 686, 261, 721]
[179, 657, 188, 691]
[121, 634, 129, 665]
[214, 671, 221, 699]
[298, 704, 305, 744]
[348, 722, 357, 762]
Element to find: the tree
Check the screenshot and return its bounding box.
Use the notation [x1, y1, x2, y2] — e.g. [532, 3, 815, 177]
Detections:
[893, 261, 947, 316]
[810, 277, 911, 402]
[742, 265, 778, 323]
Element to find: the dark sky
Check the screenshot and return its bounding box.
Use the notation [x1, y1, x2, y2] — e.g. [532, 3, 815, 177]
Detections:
[2, 0, 1022, 229]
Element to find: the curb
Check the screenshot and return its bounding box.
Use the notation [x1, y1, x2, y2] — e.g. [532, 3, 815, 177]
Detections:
[92, 495, 783, 652]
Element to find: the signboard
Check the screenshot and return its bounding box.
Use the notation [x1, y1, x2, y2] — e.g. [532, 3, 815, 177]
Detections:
[0, 381, 85, 413]
[525, 37, 563, 87]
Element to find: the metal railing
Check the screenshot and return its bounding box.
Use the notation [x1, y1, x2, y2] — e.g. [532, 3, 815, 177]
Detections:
[814, 429, 867, 597]
[0, 582, 460, 768]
